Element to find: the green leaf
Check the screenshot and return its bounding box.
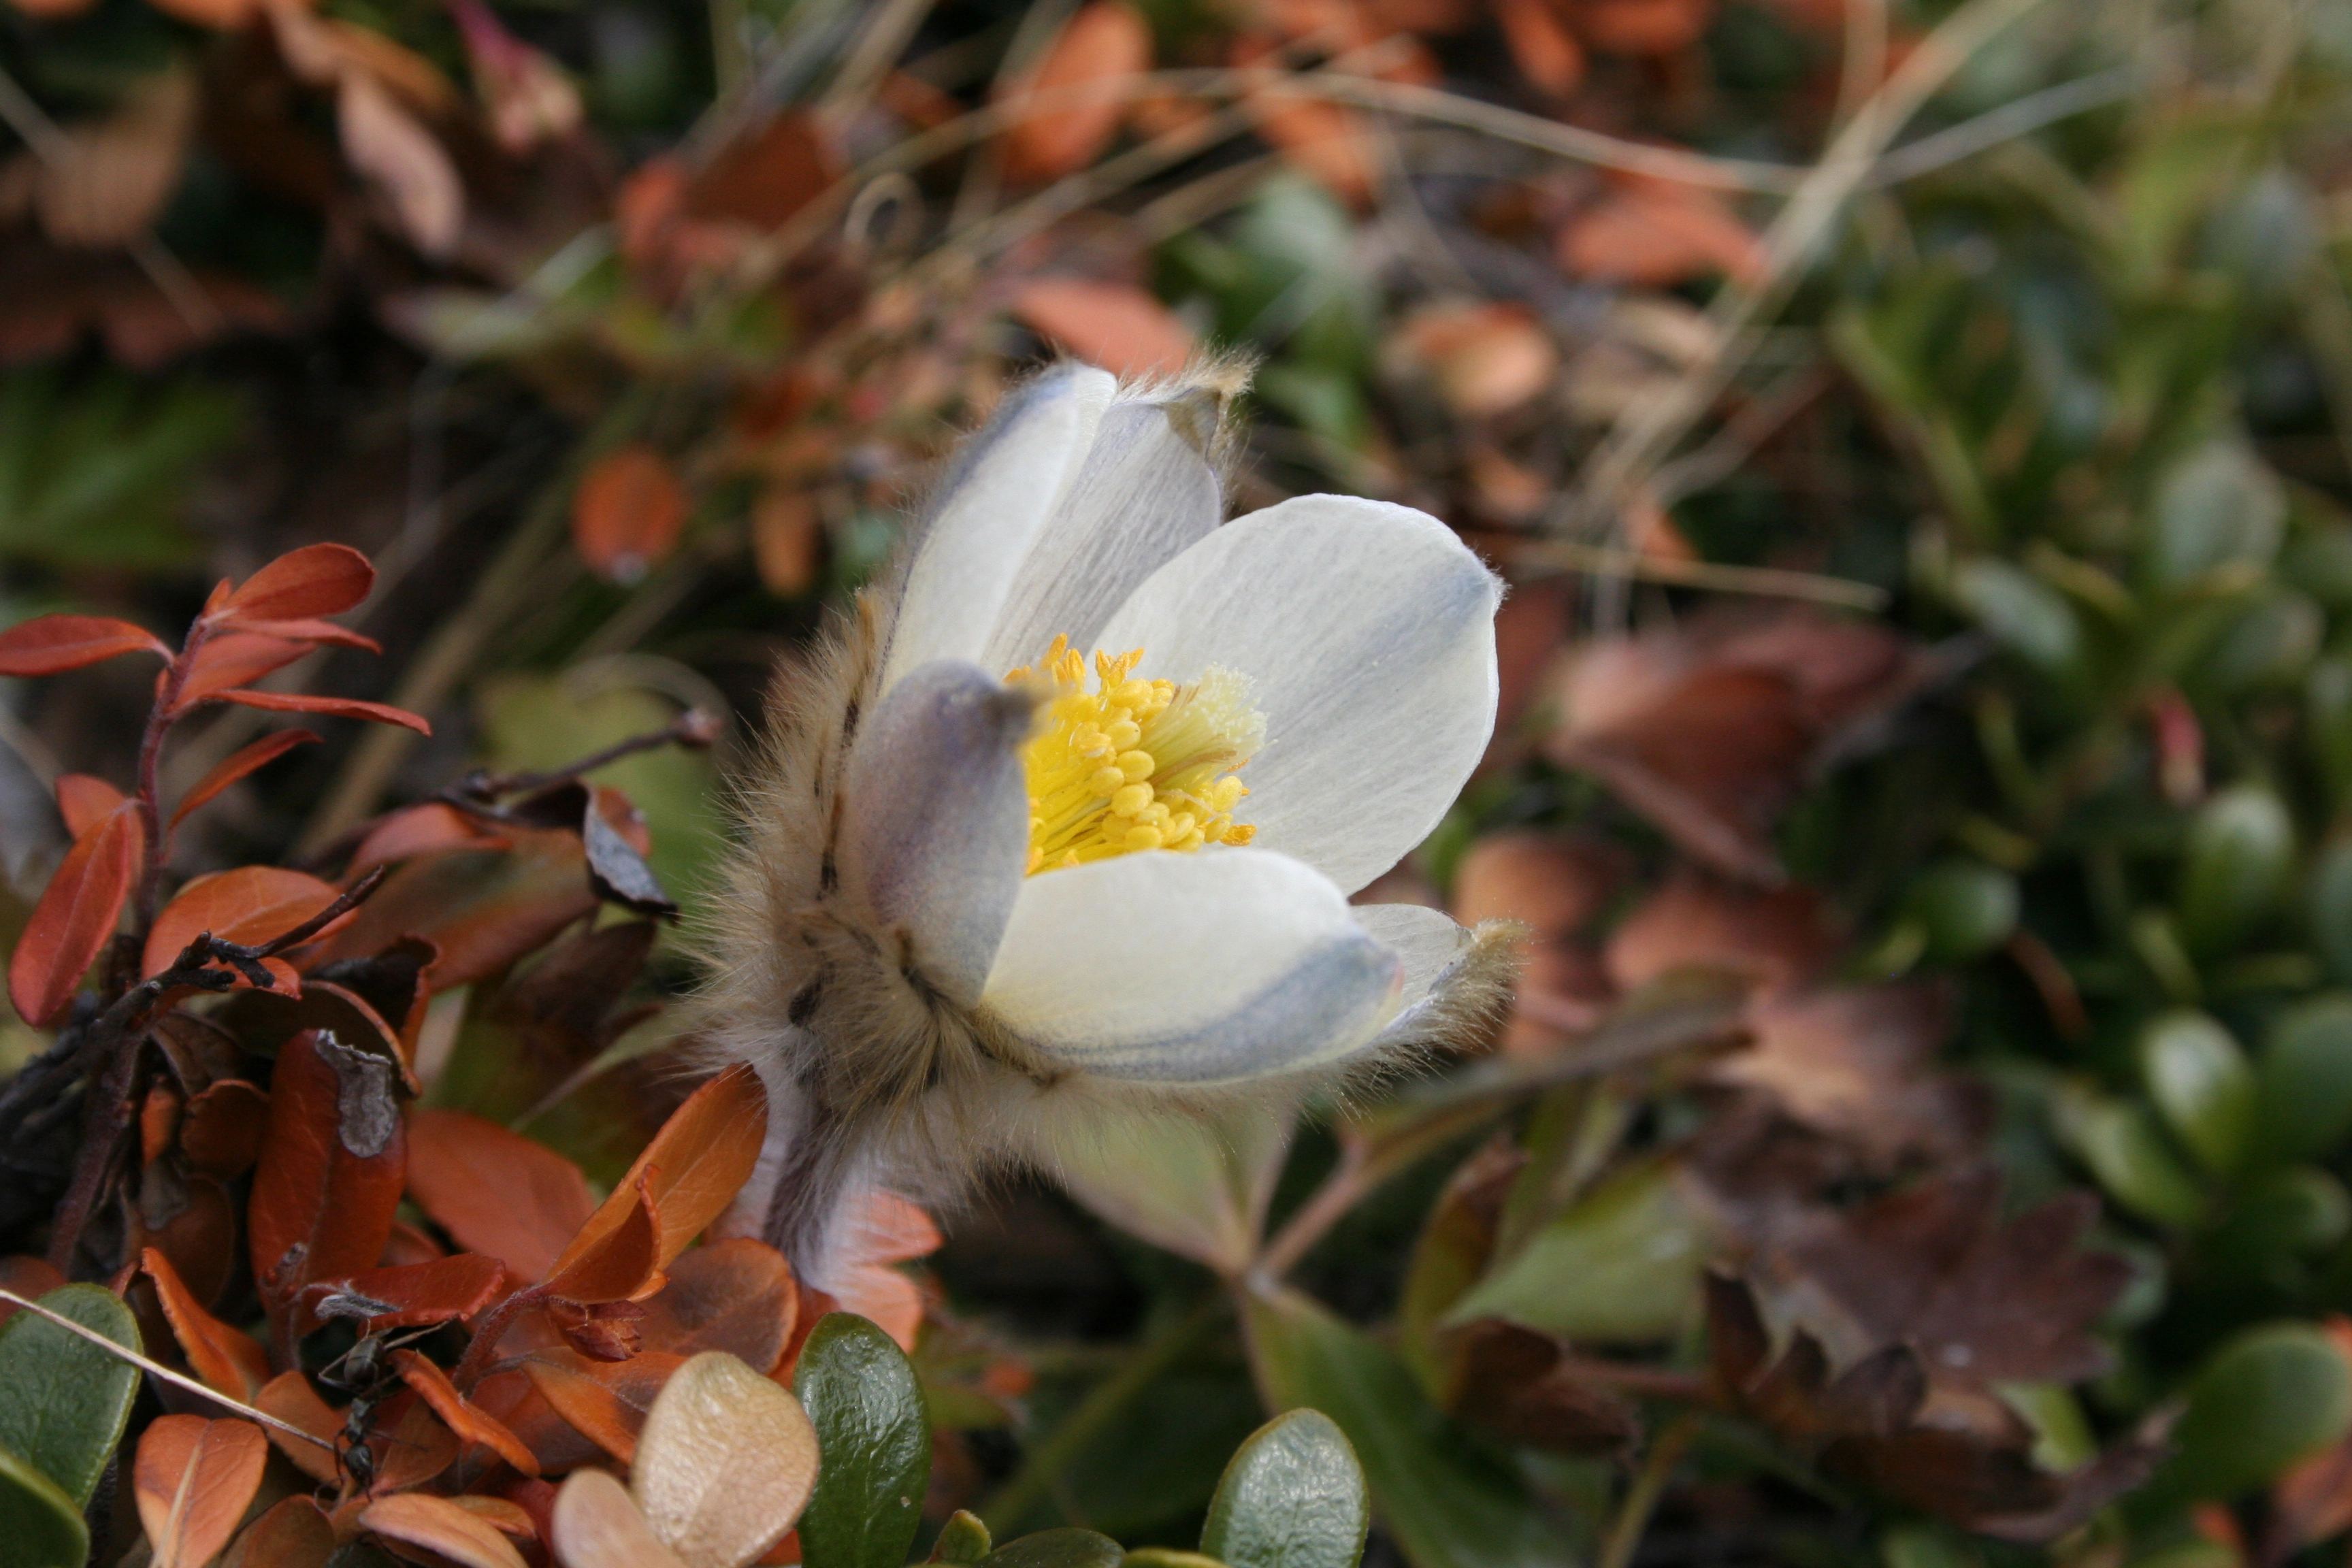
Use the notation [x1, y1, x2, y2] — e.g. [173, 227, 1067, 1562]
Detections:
[795, 1313, 932, 1568]
[1902, 860, 2019, 962]
[1060, 1101, 1292, 1275]
[2052, 1088, 2208, 1228]
[2138, 1011, 2256, 1174]
[2176, 784, 2293, 957]
[0, 1285, 140, 1507]
[930, 1512, 993, 1564]
[1123, 1554, 1226, 1568]
[1950, 560, 2082, 675]
[2142, 438, 2286, 591]
[2146, 1322, 2352, 1503]
[979, 1529, 1126, 1568]
[0, 1441, 88, 1568]
[1440, 1159, 1706, 1343]
[2310, 838, 2352, 987]
[1200, 1409, 1367, 1568]
[1242, 1287, 1571, 1568]
[2261, 995, 2352, 1160]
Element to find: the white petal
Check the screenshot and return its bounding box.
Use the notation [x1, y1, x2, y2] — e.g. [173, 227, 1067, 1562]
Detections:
[1094, 495, 1501, 894]
[1350, 902, 1477, 1047]
[979, 848, 1403, 1083]
[978, 393, 1223, 674]
[837, 660, 1033, 1004]
[880, 365, 1115, 693]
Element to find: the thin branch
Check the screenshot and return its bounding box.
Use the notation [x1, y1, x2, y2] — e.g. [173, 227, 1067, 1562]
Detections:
[1505, 538, 1890, 610]
[1599, 1416, 1702, 1568]
[0, 1289, 336, 1449]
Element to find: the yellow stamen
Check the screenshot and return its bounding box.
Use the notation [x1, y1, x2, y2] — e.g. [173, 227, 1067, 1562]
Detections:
[1008, 634, 1265, 874]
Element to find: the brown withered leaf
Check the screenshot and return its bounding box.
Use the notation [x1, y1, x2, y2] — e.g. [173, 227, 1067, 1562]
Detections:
[1605, 868, 1840, 994]
[1443, 1319, 1639, 1453]
[1011, 277, 1196, 381]
[1550, 609, 1953, 882]
[1760, 1166, 2132, 1390]
[309, 826, 600, 988]
[1707, 985, 1991, 1171]
[1000, 2, 1152, 183]
[0, 69, 197, 250]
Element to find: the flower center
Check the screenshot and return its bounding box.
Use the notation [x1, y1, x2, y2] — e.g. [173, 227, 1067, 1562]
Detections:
[1005, 635, 1264, 875]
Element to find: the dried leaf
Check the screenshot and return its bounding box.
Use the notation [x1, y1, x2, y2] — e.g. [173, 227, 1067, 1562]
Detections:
[683, 114, 838, 229]
[551, 1468, 689, 1568]
[10, 70, 197, 248]
[408, 1109, 597, 1284]
[1444, 1320, 1639, 1453]
[819, 1192, 941, 1352]
[0, 612, 172, 675]
[255, 1371, 343, 1486]
[638, 1241, 798, 1374]
[544, 1169, 665, 1305]
[210, 689, 431, 734]
[1556, 178, 1761, 288]
[311, 825, 598, 987]
[219, 1497, 333, 1568]
[632, 1352, 819, 1568]
[574, 445, 689, 585]
[321, 1252, 508, 1330]
[133, 1416, 270, 1568]
[548, 1063, 767, 1284]
[1001, 2, 1152, 182]
[1574, 0, 1714, 54]
[750, 488, 823, 598]
[1010, 278, 1195, 380]
[1389, 301, 1560, 419]
[144, 866, 349, 979]
[219, 544, 375, 621]
[180, 1079, 270, 1177]
[249, 1029, 408, 1343]
[392, 1348, 542, 1476]
[1497, 0, 1584, 94]
[140, 1247, 271, 1400]
[10, 799, 139, 1026]
[361, 1492, 529, 1568]
[1605, 868, 1838, 994]
[54, 774, 126, 839]
[348, 802, 512, 876]
[338, 74, 464, 258]
[171, 731, 320, 832]
[520, 1349, 687, 1464]
[1247, 90, 1375, 207]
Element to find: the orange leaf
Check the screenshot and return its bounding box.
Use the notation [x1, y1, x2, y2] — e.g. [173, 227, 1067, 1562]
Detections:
[219, 542, 376, 622]
[310, 824, 595, 989]
[520, 1349, 687, 1464]
[1248, 90, 1375, 207]
[255, 1371, 343, 1486]
[325, 1252, 508, 1329]
[1497, 0, 1585, 95]
[548, 1063, 768, 1281]
[1555, 180, 1762, 287]
[1575, 0, 1713, 55]
[392, 1349, 541, 1477]
[54, 773, 125, 838]
[144, 866, 350, 979]
[0, 1255, 65, 1326]
[573, 445, 689, 585]
[361, 1492, 529, 1568]
[219, 1496, 333, 1568]
[174, 633, 310, 708]
[180, 1079, 272, 1179]
[210, 689, 431, 734]
[348, 802, 510, 877]
[220, 617, 380, 651]
[1000, 1, 1152, 182]
[640, 1240, 798, 1373]
[543, 1169, 665, 1305]
[407, 1109, 596, 1284]
[133, 1416, 270, 1568]
[10, 800, 139, 1026]
[141, 1247, 271, 1401]
[171, 730, 320, 833]
[0, 612, 171, 676]
[750, 488, 823, 598]
[1010, 278, 1195, 380]
[249, 1029, 407, 1345]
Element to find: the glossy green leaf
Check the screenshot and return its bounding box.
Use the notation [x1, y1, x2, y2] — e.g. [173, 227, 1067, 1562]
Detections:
[979, 1529, 1126, 1568]
[2148, 1322, 2352, 1503]
[0, 1284, 140, 1507]
[2138, 1010, 2256, 1173]
[1243, 1287, 1570, 1568]
[2053, 1088, 2207, 1228]
[2311, 838, 2352, 987]
[1199, 1410, 1367, 1568]
[0, 1441, 87, 1568]
[1122, 1554, 1226, 1568]
[1950, 559, 2082, 674]
[2261, 994, 2352, 1160]
[931, 1512, 993, 1564]
[1440, 1159, 1705, 1343]
[795, 1312, 932, 1568]
[2201, 591, 2321, 692]
[1902, 860, 2019, 962]
[2176, 784, 2292, 956]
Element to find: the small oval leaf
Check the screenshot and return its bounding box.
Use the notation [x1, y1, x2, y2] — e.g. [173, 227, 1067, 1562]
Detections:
[978, 1530, 1126, 1568]
[794, 1313, 932, 1568]
[0, 1284, 142, 1509]
[633, 1351, 819, 1568]
[0, 1441, 88, 1568]
[1200, 1409, 1369, 1568]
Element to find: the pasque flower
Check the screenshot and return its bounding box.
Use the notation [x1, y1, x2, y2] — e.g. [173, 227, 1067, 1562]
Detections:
[704, 362, 1511, 1279]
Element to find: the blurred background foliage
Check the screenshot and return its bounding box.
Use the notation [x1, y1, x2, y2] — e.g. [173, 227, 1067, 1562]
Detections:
[5, 0, 2352, 1563]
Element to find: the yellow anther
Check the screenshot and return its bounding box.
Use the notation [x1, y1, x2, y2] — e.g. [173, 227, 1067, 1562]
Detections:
[1007, 638, 1265, 874]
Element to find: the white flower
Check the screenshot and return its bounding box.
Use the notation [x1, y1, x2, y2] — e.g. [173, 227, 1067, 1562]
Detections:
[704, 363, 1510, 1279]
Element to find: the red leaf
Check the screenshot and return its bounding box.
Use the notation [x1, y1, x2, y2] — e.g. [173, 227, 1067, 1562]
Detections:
[222, 617, 381, 651]
[140, 1247, 271, 1401]
[255, 1371, 342, 1485]
[0, 613, 172, 676]
[1000, 1, 1152, 182]
[220, 1497, 333, 1568]
[546, 1063, 767, 1283]
[1010, 278, 1195, 380]
[321, 1252, 508, 1330]
[406, 1109, 595, 1284]
[348, 803, 511, 877]
[173, 633, 310, 708]
[248, 1029, 407, 1346]
[392, 1350, 541, 1477]
[311, 824, 595, 989]
[54, 773, 125, 838]
[218, 542, 376, 621]
[542, 1169, 664, 1305]
[144, 866, 349, 979]
[572, 445, 689, 585]
[10, 801, 139, 1026]
[0, 1256, 65, 1326]
[169, 730, 319, 833]
[134, 1416, 270, 1568]
[180, 1079, 271, 1177]
[211, 689, 431, 734]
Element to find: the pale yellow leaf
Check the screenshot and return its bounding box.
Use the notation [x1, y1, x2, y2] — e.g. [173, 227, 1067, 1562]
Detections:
[551, 1470, 689, 1568]
[631, 1352, 818, 1568]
